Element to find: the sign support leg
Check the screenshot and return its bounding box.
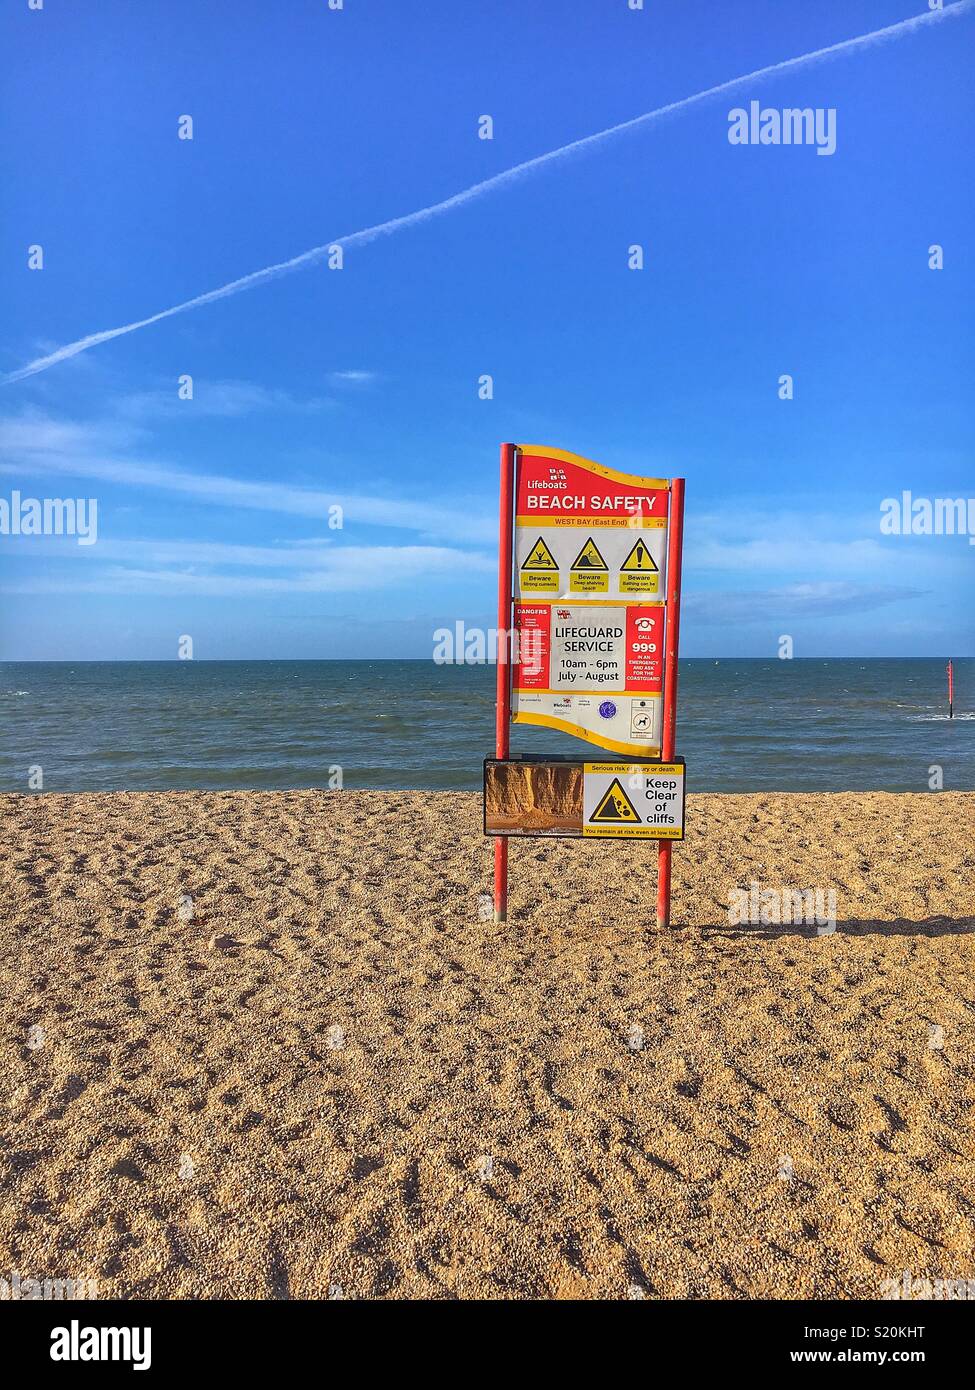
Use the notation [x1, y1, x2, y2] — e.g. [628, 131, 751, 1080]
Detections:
[494, 443, 516, 923]
[657, 477, 685, 930]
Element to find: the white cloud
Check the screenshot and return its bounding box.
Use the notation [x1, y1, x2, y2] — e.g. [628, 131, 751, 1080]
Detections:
[328, 371, 377, 386]
[686, 504, 970, 585]
[685, 582, 916, 625]
[0, 542, 492, 595]
[116, 379, 333, 420]
[0, 410, 139, 455]
[0, 409, 494, 544]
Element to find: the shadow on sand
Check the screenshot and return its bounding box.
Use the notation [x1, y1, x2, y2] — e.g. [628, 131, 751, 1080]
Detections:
[700, 916, 975, 940]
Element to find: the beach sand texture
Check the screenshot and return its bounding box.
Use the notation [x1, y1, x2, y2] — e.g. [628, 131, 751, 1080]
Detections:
[1, 789, 973, 1300]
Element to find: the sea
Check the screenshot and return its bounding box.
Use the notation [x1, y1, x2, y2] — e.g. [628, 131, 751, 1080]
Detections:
[1, 659, 972, 794]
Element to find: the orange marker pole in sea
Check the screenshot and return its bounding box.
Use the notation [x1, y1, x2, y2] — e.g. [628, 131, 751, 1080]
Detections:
[947, 658, 954, 719]
[656, 478, 686, 930]
[494, 442, 516, 923]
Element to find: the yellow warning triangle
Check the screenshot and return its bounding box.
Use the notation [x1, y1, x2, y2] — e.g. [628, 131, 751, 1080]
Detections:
[523, 536, 559, 570]
[570, 535, 608, 571]
[620, 537, 658, 572]
[589, 777, 641, 824]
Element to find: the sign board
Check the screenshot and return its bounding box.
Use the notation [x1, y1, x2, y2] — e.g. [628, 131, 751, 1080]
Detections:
[490, 441, 686, 928]
[514, 448, 668, 601]
[512, 447, 669, 756]
[513, 601, 663, 751]
[483, 755, 686, 841]
[583, 761, 685, 839]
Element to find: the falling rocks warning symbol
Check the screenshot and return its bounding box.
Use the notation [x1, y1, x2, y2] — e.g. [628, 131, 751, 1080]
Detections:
[620, 538, 658, 572]
[570, 536, 608, 571]
[588, 778, 640, 824]
[523, 536, 558, 569]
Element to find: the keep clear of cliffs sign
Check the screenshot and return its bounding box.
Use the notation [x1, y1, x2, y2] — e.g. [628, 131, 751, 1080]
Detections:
[582, 763, 686, 839]
[512, 447, 668, 756]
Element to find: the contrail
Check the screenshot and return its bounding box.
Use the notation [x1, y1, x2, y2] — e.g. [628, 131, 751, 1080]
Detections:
[5, 1, 971, 385]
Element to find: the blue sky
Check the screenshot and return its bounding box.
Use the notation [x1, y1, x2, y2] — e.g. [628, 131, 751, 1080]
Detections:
[1, 0, 972, 659]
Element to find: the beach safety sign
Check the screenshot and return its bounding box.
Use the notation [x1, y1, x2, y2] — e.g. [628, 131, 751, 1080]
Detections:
[582, 762, 685, 840]
[515, 449, 668, 601]
[492, 441, 687, 927]
[510, 447, 671, 755]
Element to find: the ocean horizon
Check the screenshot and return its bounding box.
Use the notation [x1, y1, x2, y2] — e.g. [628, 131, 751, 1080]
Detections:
[2, 657, 971, 795]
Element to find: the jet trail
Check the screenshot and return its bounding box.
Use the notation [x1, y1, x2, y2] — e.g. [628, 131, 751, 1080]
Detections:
[4, 0, 971, 385]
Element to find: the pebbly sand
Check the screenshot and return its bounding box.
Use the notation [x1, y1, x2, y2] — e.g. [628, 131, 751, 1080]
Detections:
[1, 789, 974, 1301]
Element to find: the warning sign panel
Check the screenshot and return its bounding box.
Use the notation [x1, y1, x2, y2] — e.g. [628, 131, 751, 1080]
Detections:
[570, 535, 609, 594]
[582, 762, 686, 839]
[520, 534, 560, 592]
[571, 536, 608, 571]
[619, 536, 659, 594]
[523, 536, 558, 569]
[514, 448, 667, 602]
[588, 777, 641, 824]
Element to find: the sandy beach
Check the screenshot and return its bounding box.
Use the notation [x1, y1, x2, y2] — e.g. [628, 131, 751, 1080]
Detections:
[1, 788, 973, 1301]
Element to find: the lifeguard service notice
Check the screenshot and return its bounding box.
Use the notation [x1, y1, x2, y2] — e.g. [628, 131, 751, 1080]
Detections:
[511, 447, 668, 755]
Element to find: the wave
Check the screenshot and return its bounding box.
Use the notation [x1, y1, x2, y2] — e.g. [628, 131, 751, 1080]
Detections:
[909, 712, 975, 721]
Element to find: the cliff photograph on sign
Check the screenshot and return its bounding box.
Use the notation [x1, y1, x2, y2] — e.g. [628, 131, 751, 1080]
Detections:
[1, 0, 973, 1347]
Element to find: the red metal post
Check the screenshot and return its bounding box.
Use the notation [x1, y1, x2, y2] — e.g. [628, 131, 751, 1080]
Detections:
[947, 659, 954, 719]
[656, 477, 686, 929]
[494, 443, 516, 922]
